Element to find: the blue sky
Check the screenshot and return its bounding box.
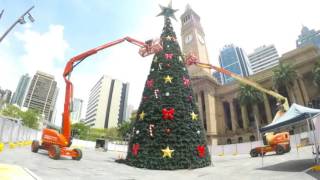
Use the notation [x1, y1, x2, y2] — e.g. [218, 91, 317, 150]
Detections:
[1, 0, 320, 125]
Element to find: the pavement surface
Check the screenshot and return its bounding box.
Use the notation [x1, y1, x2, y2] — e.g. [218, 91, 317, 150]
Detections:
[0, 145, 319, 180]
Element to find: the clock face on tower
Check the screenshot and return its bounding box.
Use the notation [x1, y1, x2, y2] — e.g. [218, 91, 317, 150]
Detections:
[197, 33, 205, 44]
[184, 34, 193, 44]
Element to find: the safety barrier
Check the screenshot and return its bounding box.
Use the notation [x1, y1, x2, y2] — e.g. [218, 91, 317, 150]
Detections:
[0, 117, 39, 152]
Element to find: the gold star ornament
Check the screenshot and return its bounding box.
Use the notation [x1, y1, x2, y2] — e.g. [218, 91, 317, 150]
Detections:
[164, 75, 173, 83]
[190, 112, 198, 121]
[162, 146, 174, 158]
[139, 111, 145, 120]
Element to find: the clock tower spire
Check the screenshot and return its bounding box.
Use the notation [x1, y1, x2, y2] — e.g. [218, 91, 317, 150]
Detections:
[180, 4, 210, 75]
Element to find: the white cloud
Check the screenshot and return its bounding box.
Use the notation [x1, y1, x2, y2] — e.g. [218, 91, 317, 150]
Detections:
[15, 25, 69, 74]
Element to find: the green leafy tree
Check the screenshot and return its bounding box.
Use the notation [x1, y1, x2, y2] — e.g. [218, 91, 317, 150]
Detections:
[238, 84, 263, 133]
[0, 104, 22, 118]
[20, 109, 40, 129]
[272, 63, 297, 103]
[312, 59, 320, 88]
[118, 112, 137, 140]
[124, 4, 211, 169]
[71, 123, 89, 140]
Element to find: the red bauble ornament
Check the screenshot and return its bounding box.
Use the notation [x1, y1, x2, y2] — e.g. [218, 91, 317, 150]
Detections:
[146, 79, 154, 88]
[197, 145, 205, 158]
[132, 143, 140, 157]
[165, 53, 173, 60]
[162, 108, 175, 120]
[187, 95, 193, 101]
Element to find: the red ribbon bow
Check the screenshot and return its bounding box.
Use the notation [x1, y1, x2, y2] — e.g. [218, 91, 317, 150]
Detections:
[183, 76, 190, 87]
[162, 108, 175, 120]
[146, 79, 154, 88]
[132, 143, 140, 156]
[165, 53, 174, 60]
[197, 145, 205, 158]
[185, 53, 199, 65]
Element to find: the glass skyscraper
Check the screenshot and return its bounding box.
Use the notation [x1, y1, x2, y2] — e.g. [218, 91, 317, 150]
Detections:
[296, 26, 320, 48]
[218, 44, 251, 84]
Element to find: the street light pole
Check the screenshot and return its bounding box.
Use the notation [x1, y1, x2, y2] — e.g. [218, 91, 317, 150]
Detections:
[0, 6, 34, 43]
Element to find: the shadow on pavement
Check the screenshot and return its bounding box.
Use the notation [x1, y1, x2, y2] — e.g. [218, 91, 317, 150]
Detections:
[36, 150, 71, 161]
[306, 169, 320, 179]
[257, 159, 314, 172]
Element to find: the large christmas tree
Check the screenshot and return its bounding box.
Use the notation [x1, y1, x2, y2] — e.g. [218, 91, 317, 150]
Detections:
[125, 2, 211, 170]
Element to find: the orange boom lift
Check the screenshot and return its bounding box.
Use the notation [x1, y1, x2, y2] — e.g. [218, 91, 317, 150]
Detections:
[186, 54, 291, 157]
[31, 37, 162, 160]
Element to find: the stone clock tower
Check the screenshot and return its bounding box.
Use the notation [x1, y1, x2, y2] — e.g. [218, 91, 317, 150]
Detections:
[180, 4, 210, 75]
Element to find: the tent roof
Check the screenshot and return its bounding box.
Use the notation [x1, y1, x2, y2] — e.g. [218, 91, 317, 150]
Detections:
[260, 103, 320, 133]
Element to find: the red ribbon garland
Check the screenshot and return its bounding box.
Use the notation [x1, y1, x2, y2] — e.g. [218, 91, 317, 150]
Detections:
[162, 108, 175, 120]
[197, 145, 205, 158]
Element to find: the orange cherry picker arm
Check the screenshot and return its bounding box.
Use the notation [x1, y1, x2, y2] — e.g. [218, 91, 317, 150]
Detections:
[62, 37, 162, 146]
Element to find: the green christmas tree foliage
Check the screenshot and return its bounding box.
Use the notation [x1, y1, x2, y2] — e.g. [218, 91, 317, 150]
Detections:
[124, 6, 211, 170]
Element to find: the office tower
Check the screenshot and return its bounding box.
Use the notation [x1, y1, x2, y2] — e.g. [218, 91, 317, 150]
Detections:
[219, 44, 251, 84]
[71, 98, 83, 124]
[296, 25, 320, 48]
[248, 45, 280, 74]
[11, 74, 31, 107]
[84, 75, 129, 128]
[24, 71, 58, 122]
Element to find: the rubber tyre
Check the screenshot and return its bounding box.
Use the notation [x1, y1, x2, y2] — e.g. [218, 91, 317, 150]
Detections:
[48, 145, 61, 160]
[276, 145, 285, 155]
[31, 140, 40, 153]
[72, 148, 82, 161]
[250, 149, 259, 157]
[286, 145, 291, 153]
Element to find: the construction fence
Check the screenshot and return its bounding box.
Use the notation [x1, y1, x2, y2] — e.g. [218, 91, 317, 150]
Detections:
[0, 116, 39, 144]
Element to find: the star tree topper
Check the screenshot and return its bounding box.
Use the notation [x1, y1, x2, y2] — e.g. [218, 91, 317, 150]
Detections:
[156, 0, 178, 20]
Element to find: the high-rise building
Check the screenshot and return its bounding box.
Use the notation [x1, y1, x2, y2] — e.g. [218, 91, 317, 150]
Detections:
[71, 98, 83, 124]
[24, 71, 58, 122]
[296, 25, 320, 48]
[180, 4, 210, 75]
[212, 71, 222, 84]
[84, 75, 129, 128]
[218, 44, 251, 84]
[11, 74, 31, 107]
[248, 45, 280, 74]
[0, 89, 12, 104]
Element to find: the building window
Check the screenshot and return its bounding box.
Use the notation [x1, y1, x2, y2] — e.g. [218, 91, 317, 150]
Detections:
[227, 138, 232, 144]
[249, 135, 255, 142]
[238, 137, 243, 143]
[223, 101, 232, 130]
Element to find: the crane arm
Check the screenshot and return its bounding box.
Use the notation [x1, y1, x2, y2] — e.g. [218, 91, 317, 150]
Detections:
[185, 54, 289, 112]
[61, 37, 162, 144]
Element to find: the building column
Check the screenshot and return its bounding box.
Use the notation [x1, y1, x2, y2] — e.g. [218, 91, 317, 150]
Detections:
[240, 105, 249, 130]
[229, 99, 238, 132]
[252, 104, 261, 129]
[292, 79, 304, 105]
[263, 93, 273, 123]
[297, 76, 310, 105]
[204, 92, 216, 135]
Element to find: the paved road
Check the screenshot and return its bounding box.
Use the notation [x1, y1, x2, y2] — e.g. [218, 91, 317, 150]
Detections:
[0, 145, 319, 180]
